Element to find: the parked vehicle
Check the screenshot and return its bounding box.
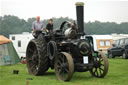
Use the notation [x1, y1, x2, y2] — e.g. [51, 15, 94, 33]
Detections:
[107, 38, 128, 59]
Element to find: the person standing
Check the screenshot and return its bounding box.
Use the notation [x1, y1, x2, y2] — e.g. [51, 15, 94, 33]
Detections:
[32, 16, 44, 38]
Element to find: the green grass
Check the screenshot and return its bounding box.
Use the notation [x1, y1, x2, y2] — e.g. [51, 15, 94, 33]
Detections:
[0, 58, 128, 85]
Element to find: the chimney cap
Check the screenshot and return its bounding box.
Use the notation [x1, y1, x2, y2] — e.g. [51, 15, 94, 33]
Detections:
[75, 2, 84, 6]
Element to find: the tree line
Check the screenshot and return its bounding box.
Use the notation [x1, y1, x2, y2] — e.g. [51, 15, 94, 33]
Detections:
[0, 15, 128, 37]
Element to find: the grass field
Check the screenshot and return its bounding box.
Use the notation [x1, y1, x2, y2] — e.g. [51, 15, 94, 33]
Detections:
[0, 58, 128, 85]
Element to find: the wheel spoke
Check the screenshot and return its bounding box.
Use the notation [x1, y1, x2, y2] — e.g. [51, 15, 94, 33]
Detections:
[94, 68, 98, 77]
[59, 56, 63, 63]
[97, 69, 99, 77]
[100, 59, 103, 62]
[57, 60, 61, 65]
[57, 65, 61, 69]
[101, 64, 104, 66]
[94, 68, 97, 73]
[62, 55, 65, 63]
[99, 68, 102, 75]
[64, 66, 69, 73]
[99, 67, 104, 71]
[33, 68, 37, 73]
[30, 64, 36, 72]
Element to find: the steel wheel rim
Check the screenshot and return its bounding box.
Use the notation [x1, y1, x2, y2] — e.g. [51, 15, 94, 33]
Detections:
[55, 52, 74, 81]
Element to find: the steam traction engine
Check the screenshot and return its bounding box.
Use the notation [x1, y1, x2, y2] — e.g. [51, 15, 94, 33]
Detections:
[26, 2, 109, 81]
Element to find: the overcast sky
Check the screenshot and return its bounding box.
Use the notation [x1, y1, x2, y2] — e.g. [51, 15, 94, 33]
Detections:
[1, 0, 128, 23]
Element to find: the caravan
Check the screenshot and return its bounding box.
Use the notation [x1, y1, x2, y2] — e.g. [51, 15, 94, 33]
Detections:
[9, 32, 33, 57]
[85, 35, 113, 55]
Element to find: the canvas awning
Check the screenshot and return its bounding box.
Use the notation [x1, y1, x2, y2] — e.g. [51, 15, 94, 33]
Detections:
[0, 35, 11, 44]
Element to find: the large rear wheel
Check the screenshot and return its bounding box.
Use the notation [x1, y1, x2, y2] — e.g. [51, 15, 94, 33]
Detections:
[26, 35, 49, 75]
[90, 51, 109, 78]
[54, 52, 74, 81]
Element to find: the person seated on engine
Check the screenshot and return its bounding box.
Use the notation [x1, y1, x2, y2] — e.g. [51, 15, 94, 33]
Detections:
[46, 19, 53, 33]
[32, 16, 44, 38]
[46, 19, 54, 40]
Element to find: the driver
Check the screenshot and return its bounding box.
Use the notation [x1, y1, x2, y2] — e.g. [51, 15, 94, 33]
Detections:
[32, 16, 44, 38]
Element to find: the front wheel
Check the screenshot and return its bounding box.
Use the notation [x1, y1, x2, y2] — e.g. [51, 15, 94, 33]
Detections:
[54, 52, 74, 81]
[90, 51, 109, 78]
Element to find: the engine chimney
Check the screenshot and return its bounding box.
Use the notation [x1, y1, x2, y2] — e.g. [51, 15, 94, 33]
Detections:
[75, 2, 85, 35]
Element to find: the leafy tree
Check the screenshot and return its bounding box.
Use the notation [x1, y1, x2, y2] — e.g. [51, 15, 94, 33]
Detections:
[0, 15, 128, 38]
